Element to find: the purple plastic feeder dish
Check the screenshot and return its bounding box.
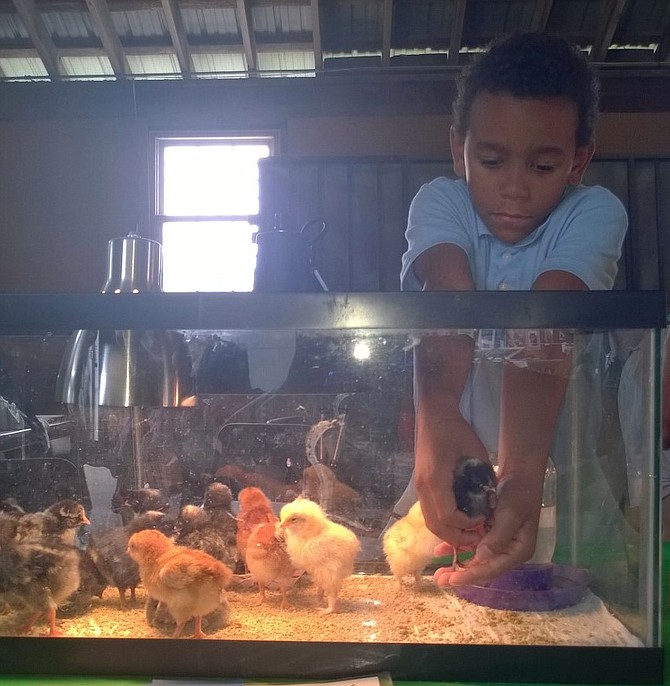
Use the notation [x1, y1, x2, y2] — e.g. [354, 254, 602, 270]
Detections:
[452, 563, 590, 611]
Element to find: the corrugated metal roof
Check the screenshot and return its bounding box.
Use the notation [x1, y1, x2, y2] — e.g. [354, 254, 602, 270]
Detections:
[0, 0, 668, 82]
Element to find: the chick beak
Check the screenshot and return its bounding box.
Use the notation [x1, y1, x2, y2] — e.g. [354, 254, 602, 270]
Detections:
[82, 515, 91, 526]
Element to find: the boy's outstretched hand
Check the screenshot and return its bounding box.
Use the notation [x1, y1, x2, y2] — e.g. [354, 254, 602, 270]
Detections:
[431, 469, 544, 587]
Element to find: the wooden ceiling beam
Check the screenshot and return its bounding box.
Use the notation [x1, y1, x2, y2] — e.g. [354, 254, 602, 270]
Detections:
[381, 0, 393, 66]
[590, 0, 628, 62]
[448, 0, 467, 66]
[529, 0, 553, 32]
[160, 0, 194, 76]
[11, 0, 62, 80]
[84, 0, 131, 77]
[236, 0, 257, 72]
[311, 0, 322, 70]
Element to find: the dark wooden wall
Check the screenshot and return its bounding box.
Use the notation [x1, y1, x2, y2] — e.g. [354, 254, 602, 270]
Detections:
[259, 157, 670, 295]
[0, 73, 668, 298]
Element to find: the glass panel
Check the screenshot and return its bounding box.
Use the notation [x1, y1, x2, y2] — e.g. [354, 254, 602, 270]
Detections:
[0, 291, 663, 681]
[0, 323, 659, 652]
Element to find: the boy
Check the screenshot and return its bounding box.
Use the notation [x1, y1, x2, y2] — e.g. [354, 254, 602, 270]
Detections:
[400, 32, 628, 586]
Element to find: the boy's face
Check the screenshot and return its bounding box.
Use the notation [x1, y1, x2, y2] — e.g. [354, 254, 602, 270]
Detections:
[451, 92, 594, 244]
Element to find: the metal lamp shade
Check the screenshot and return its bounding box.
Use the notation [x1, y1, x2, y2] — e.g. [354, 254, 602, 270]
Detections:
[56, 235, 195, 408]
[102, 233, 163, 293]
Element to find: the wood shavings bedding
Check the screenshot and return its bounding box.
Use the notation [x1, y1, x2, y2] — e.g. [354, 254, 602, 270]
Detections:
[0, 574, 642, 646]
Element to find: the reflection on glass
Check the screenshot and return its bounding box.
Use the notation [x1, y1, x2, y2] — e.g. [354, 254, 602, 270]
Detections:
[0, 327, 659, 652]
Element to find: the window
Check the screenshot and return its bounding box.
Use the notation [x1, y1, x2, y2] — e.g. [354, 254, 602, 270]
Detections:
[155, 135, 275, 292]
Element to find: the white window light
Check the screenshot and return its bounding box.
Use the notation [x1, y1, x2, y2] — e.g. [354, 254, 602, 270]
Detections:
[155, 136, 275, 292]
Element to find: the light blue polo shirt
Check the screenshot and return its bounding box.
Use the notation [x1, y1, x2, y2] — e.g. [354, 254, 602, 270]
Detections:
[401, 177, 627, 292]
[400, 176, 628, 455]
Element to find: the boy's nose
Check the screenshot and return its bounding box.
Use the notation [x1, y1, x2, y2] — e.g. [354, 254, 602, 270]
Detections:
[500, 165, 530, 199]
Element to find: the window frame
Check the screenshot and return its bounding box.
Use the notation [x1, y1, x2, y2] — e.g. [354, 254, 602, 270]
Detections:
[150, 131, 279, 291]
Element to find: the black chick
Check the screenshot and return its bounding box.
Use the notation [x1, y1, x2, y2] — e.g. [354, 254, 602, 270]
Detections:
[454, 456, 497, 519]
[88, 510, 174, 608]
[0, 534, 81, 635]
[452, 456, 497, 569]
[119, 488, 170, 525]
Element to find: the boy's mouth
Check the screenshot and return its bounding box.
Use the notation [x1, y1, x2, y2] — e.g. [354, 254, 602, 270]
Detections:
[490, 212, 532, 228]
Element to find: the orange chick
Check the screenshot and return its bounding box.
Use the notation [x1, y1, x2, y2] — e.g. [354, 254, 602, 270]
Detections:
[245, 521, 297, 608]
[235, 486, 277, 567]
[382, 500, 442, 589]
[127, 529, 232, 638]
[279, 498, 360, 614]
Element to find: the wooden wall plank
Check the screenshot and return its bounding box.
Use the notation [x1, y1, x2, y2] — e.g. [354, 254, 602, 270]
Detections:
[378, 163, 405, 291]
[349, 164, 382, 291]
[629, 161, 660, 291]
[318, 162, 351, 291]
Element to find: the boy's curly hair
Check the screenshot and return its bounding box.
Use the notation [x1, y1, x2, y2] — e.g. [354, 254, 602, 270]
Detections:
[452, 32, 600, 148]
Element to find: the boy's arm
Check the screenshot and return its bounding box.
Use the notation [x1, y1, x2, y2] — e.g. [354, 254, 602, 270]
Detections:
[443, 268, 586, 585]
[412, 244, 491, 546]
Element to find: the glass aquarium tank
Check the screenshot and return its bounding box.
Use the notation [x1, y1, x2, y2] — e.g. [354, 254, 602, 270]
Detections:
[0, 291, 664, 683]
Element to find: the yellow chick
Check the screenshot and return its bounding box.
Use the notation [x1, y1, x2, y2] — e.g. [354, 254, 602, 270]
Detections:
[279, 497, 360, 614]
[382, 500, 441, 589]
[127, 529, 232, 638]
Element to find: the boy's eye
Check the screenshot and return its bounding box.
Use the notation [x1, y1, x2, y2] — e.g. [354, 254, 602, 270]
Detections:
[532, 162, 556, 173]
[480, 157, 501, 168]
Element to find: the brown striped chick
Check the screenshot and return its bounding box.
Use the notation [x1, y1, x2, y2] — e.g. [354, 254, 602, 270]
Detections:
[279, 498, 360, 614]
[245, 521, 297, 608]
[382, 501, 442, 589]
[0, 534, 80, 636]
[16, 499, 90, 546]
[127, 529, 232, 638]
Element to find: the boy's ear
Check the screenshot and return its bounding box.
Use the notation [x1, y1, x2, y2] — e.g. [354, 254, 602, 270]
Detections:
[568, 142, 595, 185]
[450, 126, 466, 178]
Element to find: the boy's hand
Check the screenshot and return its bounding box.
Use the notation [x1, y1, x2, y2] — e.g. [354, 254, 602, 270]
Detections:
[432, 470, 542, 587]
[414, 411, 490, 550]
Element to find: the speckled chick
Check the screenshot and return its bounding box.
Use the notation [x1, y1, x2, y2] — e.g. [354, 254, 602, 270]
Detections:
[0, 536, 80, 636]
[16, 499, 90, 546]
[279, 497, 360, 614]
[382, 500, 442, 589]
[175, 483, 238, 569]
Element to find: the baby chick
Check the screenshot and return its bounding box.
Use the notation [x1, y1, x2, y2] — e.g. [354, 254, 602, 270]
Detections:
[175, 483, 238, 569]
[127, 528, 233, 638]
[382, 500, 442, 589]
[452, 455, 497, 569]
[16, 499, 90, 546]
[89, 510, 173, 608]
[119, 488, 170, 525]
[0, 535, 80, 636]
[279, 498, 360, 614]
[245, 521, 297, 608]
[454, 456, 497, 519]
[174, 505, 234, 568]
[236, 486, 277, 569]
